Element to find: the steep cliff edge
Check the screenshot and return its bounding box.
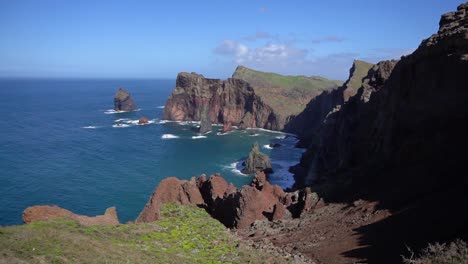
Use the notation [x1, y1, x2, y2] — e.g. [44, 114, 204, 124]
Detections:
[283, 3, 468, 263]
[284, 59, 374, 147]
[163, 72, 280, 130]
[163, 68, 341, 131]
[233, 66, 342, 126]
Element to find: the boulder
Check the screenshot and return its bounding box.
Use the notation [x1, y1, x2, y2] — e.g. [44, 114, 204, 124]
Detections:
[23, 205, 119, 226]
[242, 143, 273, 174]
[114, 88, 136, 111]
[138, 117, 149, 125]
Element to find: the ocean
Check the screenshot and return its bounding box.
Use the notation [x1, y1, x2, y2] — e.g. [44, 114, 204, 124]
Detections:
[0, 79, 304, 225]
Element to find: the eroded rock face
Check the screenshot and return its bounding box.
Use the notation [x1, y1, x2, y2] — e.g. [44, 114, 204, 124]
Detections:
[284, 60, 374, 147]
[242, 143, 273, 174]
[222, 121, 233, 133]
[114, 88, 136, 111]
[137, 172, 319, 229]
[294, 3, 468, 206]
[23, 205, 119, 226]
[135, 177, 204, 223]
[199, 104, 212, 134]
[163, 72, 280, 130]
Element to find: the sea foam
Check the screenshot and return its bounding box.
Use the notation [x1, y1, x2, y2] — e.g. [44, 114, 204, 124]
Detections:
[112, 124, 130, 128]
[161, 134, 179, 139]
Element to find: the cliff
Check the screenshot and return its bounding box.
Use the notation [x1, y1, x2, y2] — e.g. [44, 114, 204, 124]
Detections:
[163, 68, 341, 131]
[233, 66, 342, 126]
[163, 72, 281, 130]
[284, 3, 468, 263]
[284, 59, 374, 146]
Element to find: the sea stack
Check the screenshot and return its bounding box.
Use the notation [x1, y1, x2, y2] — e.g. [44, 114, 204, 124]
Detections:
[242, 142, 273, 174]
[199, 105, 212, 134]
[114, 88, 136, 111]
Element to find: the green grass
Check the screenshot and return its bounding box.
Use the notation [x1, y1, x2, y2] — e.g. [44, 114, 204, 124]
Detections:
[344, 60, 374, 91]
[232, 66, 343, 117]
[0, 204, 292, 264]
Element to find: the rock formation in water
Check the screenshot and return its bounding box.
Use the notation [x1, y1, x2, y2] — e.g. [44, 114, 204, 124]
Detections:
[138, 117, 149, 125]
[136, 172, 320, 228]
[163, 72, 280, 130]
[242, 143, 273, 174]
[198, 105, 212, 134]
[114, 88, 136, 111]
[163, 69, 341, 131]
[23, 205, 119, 226]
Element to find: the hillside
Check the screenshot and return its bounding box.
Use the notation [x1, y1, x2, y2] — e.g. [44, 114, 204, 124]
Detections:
[232, 66, 342, 118]
[0, 204, 299, 264]
[284, 59, 374, 147]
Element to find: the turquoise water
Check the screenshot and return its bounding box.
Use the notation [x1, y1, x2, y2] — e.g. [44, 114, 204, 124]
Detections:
[0, 79, 303, 225]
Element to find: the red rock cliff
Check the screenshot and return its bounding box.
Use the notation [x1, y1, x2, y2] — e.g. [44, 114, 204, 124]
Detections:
[163, 72, 280, 130]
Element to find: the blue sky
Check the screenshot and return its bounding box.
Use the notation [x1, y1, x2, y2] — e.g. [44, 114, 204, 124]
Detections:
[0, 0, 464, 80]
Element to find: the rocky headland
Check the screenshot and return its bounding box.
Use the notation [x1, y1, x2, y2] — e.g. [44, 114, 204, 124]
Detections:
[163, 69, 341, 131]
[114, 87, 137, 111]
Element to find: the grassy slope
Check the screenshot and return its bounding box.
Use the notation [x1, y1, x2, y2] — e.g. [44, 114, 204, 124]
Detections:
[232, 66, 343, 117]
[344, 60, 374, 91]
[0, 204, 292, 264]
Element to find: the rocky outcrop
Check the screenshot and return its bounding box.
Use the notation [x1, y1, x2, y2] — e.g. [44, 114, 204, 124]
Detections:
[163, 69, 340, 131]
[296, 3, 468, 193]
[23, 205, 119, 226]
[164, 72, 280, 130]
[138, 117, 149, 124]
[114, 88, 136, 111]
[137, 172, 320, 228]
[222, 121, 233, 133]
[135, 177, 204, 223]
[294, 60, 398, 186]
[284, 60, 374, 147]
[242, 143, 273, 174]
[199, 105, 212, 134]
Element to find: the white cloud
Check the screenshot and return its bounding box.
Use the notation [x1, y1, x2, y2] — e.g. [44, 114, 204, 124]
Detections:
[214, 40, 308, 67]
[213, 39, 411, 80]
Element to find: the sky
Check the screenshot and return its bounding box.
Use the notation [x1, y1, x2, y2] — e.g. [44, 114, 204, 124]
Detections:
[0, 0, 464, 80]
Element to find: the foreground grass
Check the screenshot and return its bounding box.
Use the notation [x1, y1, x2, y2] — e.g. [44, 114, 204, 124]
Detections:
[0, 204, 290, 264]
[232, 66, 343, 116]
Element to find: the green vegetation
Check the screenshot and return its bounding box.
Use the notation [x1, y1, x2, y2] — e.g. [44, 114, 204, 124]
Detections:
[232, 66, 343, 117]
[344, 60, 374, 91]
[0, 204, 292, 263]
[403, 240, 468, 264]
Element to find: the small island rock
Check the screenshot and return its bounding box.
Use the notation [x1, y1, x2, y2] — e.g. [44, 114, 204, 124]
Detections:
[242, 143, 273, 174]
[138, 117, 149, 125]
[114, 88, 136, 111]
